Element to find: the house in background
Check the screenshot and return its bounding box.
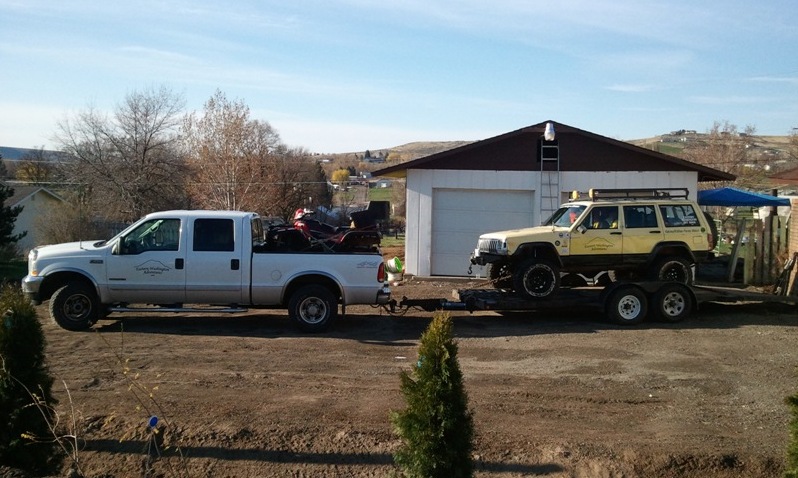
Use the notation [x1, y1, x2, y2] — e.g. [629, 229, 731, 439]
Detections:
[372, 120, 734, 277]
[7, 186, 63, 256]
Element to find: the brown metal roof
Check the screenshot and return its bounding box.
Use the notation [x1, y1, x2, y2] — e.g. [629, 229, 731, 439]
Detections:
[769, 165, 798, 185]
[372, 120, 735, 182]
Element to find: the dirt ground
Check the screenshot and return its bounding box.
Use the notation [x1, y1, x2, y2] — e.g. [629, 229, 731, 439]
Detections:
[29, 248, 798, 477]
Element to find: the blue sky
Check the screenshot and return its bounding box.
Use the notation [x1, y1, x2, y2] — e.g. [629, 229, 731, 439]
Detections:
[1, 0, 797, 153]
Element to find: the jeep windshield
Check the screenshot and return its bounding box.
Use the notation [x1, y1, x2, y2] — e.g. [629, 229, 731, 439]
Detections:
[544, 205, 587, 227]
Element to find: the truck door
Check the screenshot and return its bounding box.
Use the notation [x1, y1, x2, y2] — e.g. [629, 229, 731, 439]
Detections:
[185, 217, 244, 304]
[106, 217, 186, 303]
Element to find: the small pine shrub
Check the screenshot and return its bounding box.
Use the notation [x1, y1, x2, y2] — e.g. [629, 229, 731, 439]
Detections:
[0, 284, 60, 474]
[785, 391, 798, 477]
[391, 312, 474, 478]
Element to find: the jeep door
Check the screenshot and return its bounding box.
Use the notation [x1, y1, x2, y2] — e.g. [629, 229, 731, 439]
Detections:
[621, 204, 664, 266]
[106, 217, 186, 303]
[569, 205, 622, 268]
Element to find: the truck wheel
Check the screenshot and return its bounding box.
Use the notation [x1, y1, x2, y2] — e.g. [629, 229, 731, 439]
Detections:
[606, 285, 647, 325]
[288, 285, 338, 333]
[49, 283, 99, 331]
[513, 259, 560, 299]
[651, 283, 692, 323]
[486, 262, 513, 290]
[651, 257, 693, 284]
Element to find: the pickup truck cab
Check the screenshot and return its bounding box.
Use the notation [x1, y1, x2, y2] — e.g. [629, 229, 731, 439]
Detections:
[23, 210, 390, 332]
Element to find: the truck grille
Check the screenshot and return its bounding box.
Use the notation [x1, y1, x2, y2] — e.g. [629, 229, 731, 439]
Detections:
[478, 238, 504, 254]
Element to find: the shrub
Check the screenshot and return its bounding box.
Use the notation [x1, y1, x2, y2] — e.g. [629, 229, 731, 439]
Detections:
[786, 390, 798, 477]
[0, 284, 59, 474]
[391, 312, 474, 478]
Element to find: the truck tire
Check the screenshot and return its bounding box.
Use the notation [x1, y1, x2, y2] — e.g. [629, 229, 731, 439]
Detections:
[49, 283, 99, 331]
[651, 283, 692, 323]
[486, 262, 513, 290]
[651, 257, 693, 284]
[288, 285, 338, 333]
[513, 259, 560, 299]
[606, 284, 647, 325]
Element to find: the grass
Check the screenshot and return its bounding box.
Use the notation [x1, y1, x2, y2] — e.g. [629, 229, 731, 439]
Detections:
[368, 187, 392, 202]
[380, 234, 405, 248]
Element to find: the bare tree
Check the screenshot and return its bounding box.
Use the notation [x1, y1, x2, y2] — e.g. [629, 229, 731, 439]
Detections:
[55, 85, 188, 222]
[681, 121, 761, 188]
[259, 147, 331, 221]
[182, 90, 282, 211]
[13, 146, 61, 185]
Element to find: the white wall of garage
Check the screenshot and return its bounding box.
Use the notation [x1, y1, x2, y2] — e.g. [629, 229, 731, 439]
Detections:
[404, 169, 698, 277]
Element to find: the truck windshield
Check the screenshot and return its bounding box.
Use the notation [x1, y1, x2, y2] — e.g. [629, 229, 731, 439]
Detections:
[544, 205, 587, 227]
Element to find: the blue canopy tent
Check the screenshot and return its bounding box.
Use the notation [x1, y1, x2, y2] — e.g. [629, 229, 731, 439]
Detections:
[697, 187, 790, 207]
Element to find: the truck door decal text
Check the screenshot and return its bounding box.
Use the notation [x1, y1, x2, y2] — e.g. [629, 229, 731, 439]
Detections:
[135, 260, 173, 276]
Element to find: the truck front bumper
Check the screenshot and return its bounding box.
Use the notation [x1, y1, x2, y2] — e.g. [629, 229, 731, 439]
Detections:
[22, 274, 44, 304]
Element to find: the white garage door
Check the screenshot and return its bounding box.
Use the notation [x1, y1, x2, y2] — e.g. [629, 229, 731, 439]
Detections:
[431, 189, 535, 276]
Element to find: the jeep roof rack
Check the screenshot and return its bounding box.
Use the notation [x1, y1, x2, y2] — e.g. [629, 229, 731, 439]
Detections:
[570, 188, 690, 201]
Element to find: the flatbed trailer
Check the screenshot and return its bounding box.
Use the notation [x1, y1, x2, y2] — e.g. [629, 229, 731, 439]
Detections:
[393, 281, 798, 325]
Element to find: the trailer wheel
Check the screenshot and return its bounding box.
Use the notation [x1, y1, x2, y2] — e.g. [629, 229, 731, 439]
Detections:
[513, 259, 560, 299]
[49, 283, 99, 331]
[651, 283, 692, 323]
[288, 285, 338, 333]
[651, 257, 693, 284]
[606, 285, 647, 325]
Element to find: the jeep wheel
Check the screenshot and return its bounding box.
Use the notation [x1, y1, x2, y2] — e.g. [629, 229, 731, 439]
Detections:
[487, 262, 513, 290]
[606, 284, 647, 325]
[652, 257, 693, 284]
[513, 260, 560, 299]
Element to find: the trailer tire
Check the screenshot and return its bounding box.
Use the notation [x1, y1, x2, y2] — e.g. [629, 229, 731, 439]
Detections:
[513, 259, 560, 300]
[606, 285, 647, 325]
[651, 283, 692, 323]
[651, 256, 693, 284]
[288, 285, 338, 333]
[49, 282, 99, 331]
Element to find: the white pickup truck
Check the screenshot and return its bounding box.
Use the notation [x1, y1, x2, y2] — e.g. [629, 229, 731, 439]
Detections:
[22, 210, 391, 332]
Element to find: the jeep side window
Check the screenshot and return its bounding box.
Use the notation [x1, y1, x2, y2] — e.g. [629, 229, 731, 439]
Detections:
[659, 204, 699, 227]
[193, 218, 235, 252]
[587, 206, 618, 229]
[623, 205, 658, 229]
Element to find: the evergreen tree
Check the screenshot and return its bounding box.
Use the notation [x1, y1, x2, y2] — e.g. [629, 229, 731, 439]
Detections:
[785, 390, 798, 477]
[0, 285, 59, 474]
[391, 312, 474, 478]
[0, 160, 25, 257]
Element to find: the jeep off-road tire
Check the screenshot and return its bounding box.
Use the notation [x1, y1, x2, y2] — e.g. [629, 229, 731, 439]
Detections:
[486, 262, 513, 290]
[49, 282, 99, 331]
[513, 259, 560, 299]
[651, 257, 693, 284]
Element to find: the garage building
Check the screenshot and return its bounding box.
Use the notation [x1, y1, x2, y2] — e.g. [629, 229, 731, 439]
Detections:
[372, 120, 733, 277]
